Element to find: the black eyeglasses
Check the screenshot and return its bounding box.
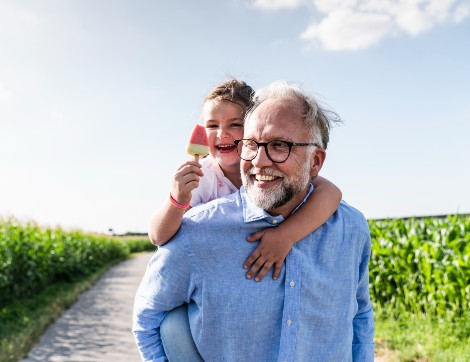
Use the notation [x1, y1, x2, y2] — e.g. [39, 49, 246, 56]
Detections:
[234, 139, 320, 163]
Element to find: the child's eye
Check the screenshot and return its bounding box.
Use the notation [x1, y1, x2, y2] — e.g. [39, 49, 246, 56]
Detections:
[205, 124, 219, 129]
[231, 123, 244, 128]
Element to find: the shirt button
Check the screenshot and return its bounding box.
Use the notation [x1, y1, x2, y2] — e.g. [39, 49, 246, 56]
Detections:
[287, 319, 293, 326]
[289, 281, 296, 287]
[272, 219, 278, 224]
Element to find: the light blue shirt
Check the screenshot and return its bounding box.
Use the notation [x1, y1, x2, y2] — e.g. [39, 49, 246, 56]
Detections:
[133, 186, 374, 361]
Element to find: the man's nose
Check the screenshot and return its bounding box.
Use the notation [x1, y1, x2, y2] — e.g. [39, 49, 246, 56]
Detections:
[251, 145, 273, 168]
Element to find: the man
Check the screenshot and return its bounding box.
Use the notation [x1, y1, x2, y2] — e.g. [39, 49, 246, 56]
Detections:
[133, 81, 375, 361]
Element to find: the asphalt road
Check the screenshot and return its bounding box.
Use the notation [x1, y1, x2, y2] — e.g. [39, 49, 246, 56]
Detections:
[21, 252, 154, 362]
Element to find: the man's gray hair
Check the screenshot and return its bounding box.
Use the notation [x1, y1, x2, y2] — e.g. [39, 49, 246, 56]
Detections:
[246, 81, 341, 149]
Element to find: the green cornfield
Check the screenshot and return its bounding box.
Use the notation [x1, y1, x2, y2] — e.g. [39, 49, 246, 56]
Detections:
[0, 218, 154, 309]
[1, 215, 469, 320]
[369, 215, 470, 318]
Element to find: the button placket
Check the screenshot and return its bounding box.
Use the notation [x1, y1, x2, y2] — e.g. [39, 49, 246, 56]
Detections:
[278, 250, 301, 361]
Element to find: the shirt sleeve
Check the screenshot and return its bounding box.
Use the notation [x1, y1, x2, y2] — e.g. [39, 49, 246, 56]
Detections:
[352, 223, 375, 361]
[132, 243, 193, 362]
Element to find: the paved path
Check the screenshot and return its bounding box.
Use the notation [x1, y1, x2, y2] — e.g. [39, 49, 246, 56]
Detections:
[21, 252, 154, 362]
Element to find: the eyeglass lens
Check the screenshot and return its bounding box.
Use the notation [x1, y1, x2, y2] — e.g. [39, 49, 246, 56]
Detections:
[236, 140, 291, 163]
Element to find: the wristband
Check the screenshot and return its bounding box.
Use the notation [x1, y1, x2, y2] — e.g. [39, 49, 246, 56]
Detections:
[170, 193, 190, 210]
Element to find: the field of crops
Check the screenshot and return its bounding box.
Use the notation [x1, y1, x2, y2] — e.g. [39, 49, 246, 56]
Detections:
[2, 215, 468, 318]
[369, 215, 470, 318]
[0, 218, 154, 308]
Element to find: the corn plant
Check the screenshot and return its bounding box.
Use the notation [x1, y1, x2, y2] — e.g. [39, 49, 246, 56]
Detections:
[0, 218, 153, 308]
[369, 215, 470, 318]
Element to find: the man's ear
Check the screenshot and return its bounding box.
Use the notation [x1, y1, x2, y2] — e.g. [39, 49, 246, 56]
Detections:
[310, 148, 326, 178]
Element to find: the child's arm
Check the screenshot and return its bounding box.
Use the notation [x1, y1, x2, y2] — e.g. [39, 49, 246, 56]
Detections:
[148, 160, 203, 246]
[243, 176, 342, 281]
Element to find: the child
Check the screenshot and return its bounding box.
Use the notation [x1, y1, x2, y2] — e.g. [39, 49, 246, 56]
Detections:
[149, 79, 342, 282]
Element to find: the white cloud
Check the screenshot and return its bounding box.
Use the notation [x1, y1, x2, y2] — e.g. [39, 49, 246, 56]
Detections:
[251, 0, 306, 10]
[393, 2, 436, 35]
[454, 2, 470, 21]
[251, 0, 470, 50]
[314, 0, 358, 13]
[301, 8, 392, 50]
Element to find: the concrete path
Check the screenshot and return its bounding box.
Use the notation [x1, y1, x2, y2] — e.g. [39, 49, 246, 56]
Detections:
[21, 252, 154, 362]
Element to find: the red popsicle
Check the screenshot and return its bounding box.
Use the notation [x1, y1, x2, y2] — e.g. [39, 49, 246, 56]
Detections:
[186, 124, 209, 162]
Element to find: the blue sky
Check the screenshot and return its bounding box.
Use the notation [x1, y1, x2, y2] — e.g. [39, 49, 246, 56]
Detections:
[1, 0, 469, 234]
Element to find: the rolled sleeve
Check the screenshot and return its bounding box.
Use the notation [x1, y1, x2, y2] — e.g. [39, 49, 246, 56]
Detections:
[352, 306, 375, 361]
[132, 300, 167, 362]
[133, 243, 193, 361]
[352, 228, 375, 361]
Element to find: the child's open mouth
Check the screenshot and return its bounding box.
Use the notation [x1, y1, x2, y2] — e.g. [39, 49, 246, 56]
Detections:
[215, 144, 236, 152]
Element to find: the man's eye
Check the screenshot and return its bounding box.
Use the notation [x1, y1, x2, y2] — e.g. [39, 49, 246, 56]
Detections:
[271, 141, 289, 151]
[205, 125, 218, 129]
[231, 123, 244, 128]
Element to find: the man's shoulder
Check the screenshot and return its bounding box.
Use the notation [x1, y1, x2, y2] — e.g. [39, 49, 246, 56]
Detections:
[336, 200, 369, 230]
[168, 191, 244, 253]
[184, 190, 242, 220]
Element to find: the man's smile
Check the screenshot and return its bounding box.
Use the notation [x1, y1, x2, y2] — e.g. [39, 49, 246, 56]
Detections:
[255, 174, 277, 181]
[249, 171, 283, 187]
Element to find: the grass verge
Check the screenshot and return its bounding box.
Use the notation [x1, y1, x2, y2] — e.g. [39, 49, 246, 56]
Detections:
[375, 312, 470, 361]
[0, 260, 120, 362]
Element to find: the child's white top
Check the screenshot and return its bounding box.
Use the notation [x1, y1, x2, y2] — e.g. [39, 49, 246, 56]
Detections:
[190, 156, 238, 207]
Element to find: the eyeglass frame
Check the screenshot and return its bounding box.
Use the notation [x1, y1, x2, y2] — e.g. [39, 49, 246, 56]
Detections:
[234, 139, 320, 164]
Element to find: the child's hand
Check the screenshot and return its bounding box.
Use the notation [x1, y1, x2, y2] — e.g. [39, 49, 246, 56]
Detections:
[171, 160, 203, 204]
[243, 228, 295, 282]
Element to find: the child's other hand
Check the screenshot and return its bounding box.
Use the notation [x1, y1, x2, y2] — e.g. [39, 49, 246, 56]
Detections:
[171, 161, 203, 204]
[243, 228, 294, 282]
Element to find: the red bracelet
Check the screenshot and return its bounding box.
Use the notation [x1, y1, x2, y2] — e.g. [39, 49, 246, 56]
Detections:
[169, 193, 190, 210]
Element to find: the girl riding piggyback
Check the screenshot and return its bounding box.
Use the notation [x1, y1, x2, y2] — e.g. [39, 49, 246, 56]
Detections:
[149, 78, 342, 281]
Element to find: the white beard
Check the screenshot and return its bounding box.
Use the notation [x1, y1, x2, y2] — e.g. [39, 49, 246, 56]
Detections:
[242, 166, 311, 211]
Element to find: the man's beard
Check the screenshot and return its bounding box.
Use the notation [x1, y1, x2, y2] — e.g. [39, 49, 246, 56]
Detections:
[242, 166, 311, 211]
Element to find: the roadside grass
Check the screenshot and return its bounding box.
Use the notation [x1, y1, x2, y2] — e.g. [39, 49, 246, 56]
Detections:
[374, 311, 470, 362]
[0, 260, 118, 362]
[0, 218, 154, 362]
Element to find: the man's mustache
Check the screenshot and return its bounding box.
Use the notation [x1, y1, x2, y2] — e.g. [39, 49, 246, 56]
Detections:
[245, 168, 284, 178]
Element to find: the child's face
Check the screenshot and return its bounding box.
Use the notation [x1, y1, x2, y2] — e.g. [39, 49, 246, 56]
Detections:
[202, 99, 245, 170]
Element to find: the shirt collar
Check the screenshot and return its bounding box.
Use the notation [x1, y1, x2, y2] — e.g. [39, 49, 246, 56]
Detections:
[240, 184, 314, 224]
